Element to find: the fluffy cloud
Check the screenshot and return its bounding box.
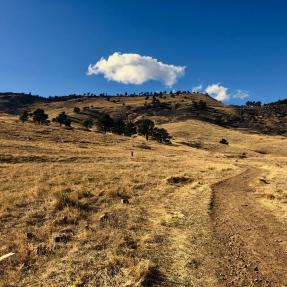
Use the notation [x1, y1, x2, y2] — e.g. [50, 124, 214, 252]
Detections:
[87, 52, 185, 87]
[232, 89, 249, 99]
[205, 83, 229, 101]
[192, 84, 203, 93]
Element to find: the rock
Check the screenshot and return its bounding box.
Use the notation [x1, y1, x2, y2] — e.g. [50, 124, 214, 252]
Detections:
[99, 213, 108, 221]
[121, 198, 129, 204]
[54, 233, 71, 243]
[26, 232, 35, 240]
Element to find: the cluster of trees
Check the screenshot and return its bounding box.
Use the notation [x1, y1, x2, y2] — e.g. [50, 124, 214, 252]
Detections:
[192, 100, 207, 110]
[20, 109, 49, 124]
[245, 101, 262, 107]
[82, 115, 172, 144]
[45, 90, 205, 103]
[266, 98, 287, 106]
[52, 112, 71, 127]
[19, 109, 171, 144]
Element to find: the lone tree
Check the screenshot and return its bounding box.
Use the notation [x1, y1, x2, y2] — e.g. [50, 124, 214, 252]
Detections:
[151, 127, 172, 144]
[136, 119, 155, 140]
[73, 107, 80, 113]
[19, 111, 29, 123]
[112, 118, 126, 135]
[96, 114, 114, 133]
[32, 109, 49, 124]
[82, 118, 93, 130]
[55, 112, 71, 127]
[124, 121, 137, 137]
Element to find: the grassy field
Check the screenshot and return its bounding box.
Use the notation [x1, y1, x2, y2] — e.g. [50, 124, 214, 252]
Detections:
[0, 104, 286, 286]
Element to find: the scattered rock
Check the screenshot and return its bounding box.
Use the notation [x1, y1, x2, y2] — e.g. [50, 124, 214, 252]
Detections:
[54, 233, 72, 243]
[219, 138, 229, 145]
[167, 176, 193, 185]
[99, 213, 109, 221]
[121, 198, 129, 204]
[26, 232, 36, 240]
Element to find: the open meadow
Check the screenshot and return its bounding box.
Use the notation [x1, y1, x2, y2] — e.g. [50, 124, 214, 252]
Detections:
[0, 99, 286, 286]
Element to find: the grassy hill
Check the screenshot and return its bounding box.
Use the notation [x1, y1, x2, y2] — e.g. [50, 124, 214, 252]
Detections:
[2, 91, 286, 135]
[0, 93, 287, 286]
[0, 93, 44, 114]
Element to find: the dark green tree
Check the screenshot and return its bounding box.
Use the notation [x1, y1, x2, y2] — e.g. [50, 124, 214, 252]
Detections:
[193, 100, 207, 110]
[82, 118, 93, 130]
[112, 118, 126, 135]
[124, 121, 137, 137]
[55, 112, 69, 126]
[19, 111, 29, 123]
[63, 118, 71, 127]
[32, 109, 49, 124]
[136, 119, 155, 140]
[96, 114, 114, 133]
[73, 107, 80, 113]
[151, 127, 172, 144]
[152, 96, 160, 105]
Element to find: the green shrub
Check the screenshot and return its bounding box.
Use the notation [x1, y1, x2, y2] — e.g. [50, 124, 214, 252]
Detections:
[82, 118, 93, 130]
[32, 109, 49, 124]
[136, 119, 155, 140]
[151, 127, 172, 144]
[73, 107, 80, 113]
[19, 111, 29, 123]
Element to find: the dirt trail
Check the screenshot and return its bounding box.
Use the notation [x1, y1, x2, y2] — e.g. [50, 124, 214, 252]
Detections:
[212, 168, 287, 287]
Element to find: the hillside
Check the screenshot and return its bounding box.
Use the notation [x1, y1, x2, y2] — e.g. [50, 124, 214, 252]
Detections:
[0, 93, 287, 286]
[0, 93, 44, 114]
[2, 92, 286, 136]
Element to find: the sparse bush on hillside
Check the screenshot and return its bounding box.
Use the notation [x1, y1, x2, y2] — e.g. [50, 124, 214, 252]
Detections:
[219, 138, 229, 145]
[193, 100, 207, 110]
[124, 121, 137, 136]
[167, 176, 192, 185]
[82, 118, 93, 130]
[246, 101, 262, 107]
[112, 118, 126, 135]
[73, 107, 80, 113]
[152, 96, 160, 105]
[19, 111, 29, 123]
[54, 191, 86, 211]
[96, 114, 114, 133]
[54, 112, 71, 127]
[32, 108, 49, 124]
[63, 118, 71, 127]
[136, 119, 155, 141]
[151, 127, 172, 144]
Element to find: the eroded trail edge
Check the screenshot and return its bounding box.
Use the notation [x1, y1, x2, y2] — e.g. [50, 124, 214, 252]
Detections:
[211, 168, 287, 287]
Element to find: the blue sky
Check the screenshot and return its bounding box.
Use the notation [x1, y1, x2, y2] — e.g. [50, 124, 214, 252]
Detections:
[0, 0, 286, 103]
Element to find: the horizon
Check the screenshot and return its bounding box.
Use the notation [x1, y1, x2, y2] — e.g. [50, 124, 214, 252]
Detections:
[0, 1, 286, 104]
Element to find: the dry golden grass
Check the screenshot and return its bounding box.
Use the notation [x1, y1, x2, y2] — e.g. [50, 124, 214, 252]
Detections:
[0, 109, 286, 286]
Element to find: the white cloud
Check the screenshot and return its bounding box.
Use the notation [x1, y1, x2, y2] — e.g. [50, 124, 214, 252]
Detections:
[205, 83, 230, 101]
[87, 52, 185, 87]
[192, 84, 203, 93]
[232, 89, 249, 99]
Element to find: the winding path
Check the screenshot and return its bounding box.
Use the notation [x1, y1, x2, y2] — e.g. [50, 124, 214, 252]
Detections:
[212, 168, 287, 287]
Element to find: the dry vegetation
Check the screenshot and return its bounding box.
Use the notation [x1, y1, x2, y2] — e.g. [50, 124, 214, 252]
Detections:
[0, 95, 286, 286]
